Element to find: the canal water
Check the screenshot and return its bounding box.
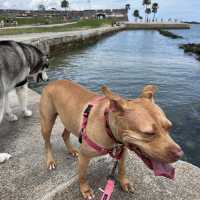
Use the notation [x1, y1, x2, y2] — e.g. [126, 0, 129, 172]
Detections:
[31, 25, 200, 167]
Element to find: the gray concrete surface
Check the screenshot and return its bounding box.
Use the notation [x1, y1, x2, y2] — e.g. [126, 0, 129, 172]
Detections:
[0, 90, 79, 200]
[0, 90, 200, 200]
[125, 22, 191, 29]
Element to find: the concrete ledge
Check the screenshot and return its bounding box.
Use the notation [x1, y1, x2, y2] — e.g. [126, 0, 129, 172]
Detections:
[0, 90, 200, 200]
[0, 26, 126, 56]
[125, 22, 191, 29]
[42, 154, 200, 200]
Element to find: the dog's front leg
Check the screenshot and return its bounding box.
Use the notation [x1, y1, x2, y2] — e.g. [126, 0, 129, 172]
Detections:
[78, 152, 94, 199]
[16, 84, 32, 117]
[118, 148, 134, 193]
[5, 93, 18, 121]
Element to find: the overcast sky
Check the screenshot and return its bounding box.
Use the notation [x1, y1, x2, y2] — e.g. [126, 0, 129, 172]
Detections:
[0, 0, 199, 21]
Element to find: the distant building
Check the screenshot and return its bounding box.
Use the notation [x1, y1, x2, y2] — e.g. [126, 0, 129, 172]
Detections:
[0, 8, 128, 21]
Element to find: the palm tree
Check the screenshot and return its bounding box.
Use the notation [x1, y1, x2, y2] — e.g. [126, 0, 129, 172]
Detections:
[152, 3, 159, 22]
[61, 0, 69, 12]
[143, 0, 151, 21]
[125, 4, 131, 12]
[143, 0, 151, 7]
[38, 4, 46, 11]
[145, 8, 151, 22]
[133, 10, 140, 22]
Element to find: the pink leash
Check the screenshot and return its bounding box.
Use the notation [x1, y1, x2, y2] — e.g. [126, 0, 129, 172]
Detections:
[79, 96, 124, 200]
[100, 160, 118, 200]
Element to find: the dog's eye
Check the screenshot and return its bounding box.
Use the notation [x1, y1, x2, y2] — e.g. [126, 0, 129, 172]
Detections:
[164, 124, 172, 131]
[143, 132, 156, 138]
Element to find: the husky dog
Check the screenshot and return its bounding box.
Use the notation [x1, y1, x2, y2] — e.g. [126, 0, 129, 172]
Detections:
[0, 40, 49, 163]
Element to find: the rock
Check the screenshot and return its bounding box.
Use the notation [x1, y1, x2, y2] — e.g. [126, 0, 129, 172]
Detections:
[158, 29, 184, 39]
[180, 43, 200, 61]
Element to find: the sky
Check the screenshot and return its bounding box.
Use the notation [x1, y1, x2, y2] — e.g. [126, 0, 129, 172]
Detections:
[0, 0, 200, 21]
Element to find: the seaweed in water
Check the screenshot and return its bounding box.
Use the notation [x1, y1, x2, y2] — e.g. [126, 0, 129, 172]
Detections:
[158, 29, 184, 39]
[180, 43, 200, 61]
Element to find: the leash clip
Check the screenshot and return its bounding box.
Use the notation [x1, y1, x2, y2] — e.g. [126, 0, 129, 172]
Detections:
[110, 144, 124, 160]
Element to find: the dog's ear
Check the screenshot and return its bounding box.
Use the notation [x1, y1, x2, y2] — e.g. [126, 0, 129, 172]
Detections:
[101, 85, 127, 112]
[140, 85, 158, 102]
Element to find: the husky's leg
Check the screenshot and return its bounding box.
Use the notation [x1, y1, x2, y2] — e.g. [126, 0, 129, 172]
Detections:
[0, 94, 12, 163]
[16, 84, 32, 117]
[5, 93, 18, 121]
[0, 94, 6, 123]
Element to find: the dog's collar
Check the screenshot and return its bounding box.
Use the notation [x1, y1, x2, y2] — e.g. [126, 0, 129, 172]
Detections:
[15, 78, 28, 88]
[104, 110, 122, 144]
[79, 96, 124, 160]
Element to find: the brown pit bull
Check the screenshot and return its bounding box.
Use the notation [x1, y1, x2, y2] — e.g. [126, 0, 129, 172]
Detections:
[40, 80, 183, 199]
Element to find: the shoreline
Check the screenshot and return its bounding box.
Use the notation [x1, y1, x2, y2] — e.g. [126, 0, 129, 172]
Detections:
[0, 22, 191, 57]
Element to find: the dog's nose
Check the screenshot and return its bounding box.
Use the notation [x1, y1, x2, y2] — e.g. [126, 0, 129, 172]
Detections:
[169, 147, 184, 161]
[176, 148, 184, 157]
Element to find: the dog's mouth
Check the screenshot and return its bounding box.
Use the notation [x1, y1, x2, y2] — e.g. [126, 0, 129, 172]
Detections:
[127, 143, 175, 180]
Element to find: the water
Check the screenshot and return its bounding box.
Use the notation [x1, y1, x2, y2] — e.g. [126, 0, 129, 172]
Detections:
[31, 25, 200, 167]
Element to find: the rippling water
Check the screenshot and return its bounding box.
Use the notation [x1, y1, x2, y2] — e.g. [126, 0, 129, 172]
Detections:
[31, 25, 200, 167]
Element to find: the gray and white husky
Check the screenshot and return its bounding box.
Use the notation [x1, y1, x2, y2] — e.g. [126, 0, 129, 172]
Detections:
[0, 40, 49, 163]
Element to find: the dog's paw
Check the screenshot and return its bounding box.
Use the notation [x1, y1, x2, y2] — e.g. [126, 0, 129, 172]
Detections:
[80, 183, 95, 200]
[119, 177, 135, 193]
[23, 110, 32, 117]
[0, 153, 12, 163]
[6, 113, 18, 122]
[47, 160, 56, 170]
[68, 147, 79, 157]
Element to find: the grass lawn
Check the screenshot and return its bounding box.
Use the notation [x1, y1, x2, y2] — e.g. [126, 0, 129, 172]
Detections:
[0, 19, 113, 36]
[0, 16, 64, 25]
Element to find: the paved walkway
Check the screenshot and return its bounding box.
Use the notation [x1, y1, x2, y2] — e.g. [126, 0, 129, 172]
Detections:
[0, 26, 120, 43]
[0, 90, 200, 200]
[0, 22, 77, 30]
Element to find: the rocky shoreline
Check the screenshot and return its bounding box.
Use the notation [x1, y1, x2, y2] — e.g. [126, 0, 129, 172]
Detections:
[180, 43, 200, 61]
[158, 29, 183, 39]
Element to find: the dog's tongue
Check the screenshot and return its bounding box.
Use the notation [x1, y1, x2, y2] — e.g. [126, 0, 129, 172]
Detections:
[151, 159, 175, 180]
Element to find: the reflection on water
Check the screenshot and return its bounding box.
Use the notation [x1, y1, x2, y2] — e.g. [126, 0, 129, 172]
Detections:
[31, 25, 200, 167]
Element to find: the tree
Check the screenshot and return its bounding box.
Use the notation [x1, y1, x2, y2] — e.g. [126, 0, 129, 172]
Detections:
[145, 8, 151, 22]
[125, 4, 131, 11]
[152, 3, 159, 22]
[61, 0, 69, 11]
[133, 10, 140, 22]
[38, 4, 46, 11]
[143, 0, 151, 21]
[143, 0, 151, 7]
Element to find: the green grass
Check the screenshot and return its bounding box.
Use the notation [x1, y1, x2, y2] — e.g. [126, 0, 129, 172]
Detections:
[0, 19, 112, 35]
[16, 16, 64, 25]
[0, 15, 64, 25]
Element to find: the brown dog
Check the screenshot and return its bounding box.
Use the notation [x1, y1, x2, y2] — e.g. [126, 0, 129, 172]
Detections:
[40, 80, 183, 199]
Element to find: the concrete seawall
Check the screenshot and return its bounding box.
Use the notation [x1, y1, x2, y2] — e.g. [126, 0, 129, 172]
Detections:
[0, 23, 190, 56]
[125, 22, 191, 30]
[0, 26, 126, 56]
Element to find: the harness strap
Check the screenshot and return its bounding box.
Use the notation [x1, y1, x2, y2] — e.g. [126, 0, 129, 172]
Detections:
[15, 78, 27, 88]
[104, 110, 122, 144]
[79, 96, 124, 160]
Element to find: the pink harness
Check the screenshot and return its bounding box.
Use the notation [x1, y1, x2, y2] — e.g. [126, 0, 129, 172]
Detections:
[79, 96, 124, 160]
